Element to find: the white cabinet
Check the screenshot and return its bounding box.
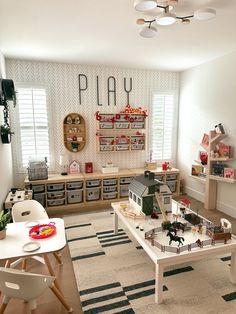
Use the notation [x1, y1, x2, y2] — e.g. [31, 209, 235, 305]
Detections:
[25, 168, 180, 213]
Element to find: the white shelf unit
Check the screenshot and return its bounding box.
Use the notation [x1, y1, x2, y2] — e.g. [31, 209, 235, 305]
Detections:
[25, 167, 180, 213]
[201, 130, 236, 209]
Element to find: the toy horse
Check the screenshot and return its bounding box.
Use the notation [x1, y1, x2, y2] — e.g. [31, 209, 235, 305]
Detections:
[171, 221, 186, 233]
[167, 231, 184, 246]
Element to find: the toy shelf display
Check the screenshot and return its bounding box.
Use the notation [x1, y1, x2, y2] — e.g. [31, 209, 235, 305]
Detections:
[24, 167, 180, 214]
[63, 113, 86, 152]
[96, 105, 147, 152]
[191, 129, 236, 210]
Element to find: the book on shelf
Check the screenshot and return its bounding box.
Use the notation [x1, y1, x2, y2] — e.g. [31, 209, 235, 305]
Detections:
[215, 142, 231, 158]
[224, 168, 236, 179]
[211, 163, 224, 177]
[191, 165, 204, 176]
[201, 133, 209, 147]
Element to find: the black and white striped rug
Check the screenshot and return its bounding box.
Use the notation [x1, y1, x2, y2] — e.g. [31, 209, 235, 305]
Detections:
[64, 210, 236, 314]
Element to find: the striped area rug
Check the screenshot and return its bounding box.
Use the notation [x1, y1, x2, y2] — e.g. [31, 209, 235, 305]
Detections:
[64, 210, 236, 314]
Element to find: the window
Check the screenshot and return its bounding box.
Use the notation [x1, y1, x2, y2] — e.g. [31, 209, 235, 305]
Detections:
[16, 86, 53, 169]
[150, 91, 178, 163]
[137, 197, 141, 206]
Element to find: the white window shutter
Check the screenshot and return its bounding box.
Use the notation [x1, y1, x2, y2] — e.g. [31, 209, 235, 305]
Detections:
[150, 92, 177, 162]
[17, 87, 51, 168]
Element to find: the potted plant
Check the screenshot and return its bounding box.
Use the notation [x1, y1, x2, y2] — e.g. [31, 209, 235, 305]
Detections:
[0, 210, 11, 239]
[1, 125, 14, 144]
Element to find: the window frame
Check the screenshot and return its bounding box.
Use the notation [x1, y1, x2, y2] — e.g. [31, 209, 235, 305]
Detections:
[149, 90, 178, 165]
[12, 83, 55, 173]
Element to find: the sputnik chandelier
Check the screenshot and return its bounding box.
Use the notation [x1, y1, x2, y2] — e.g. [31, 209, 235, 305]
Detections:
[134, 0, 216, 38]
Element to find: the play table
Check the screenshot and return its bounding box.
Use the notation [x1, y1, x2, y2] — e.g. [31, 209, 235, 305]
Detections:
[112, 200, 236, 303]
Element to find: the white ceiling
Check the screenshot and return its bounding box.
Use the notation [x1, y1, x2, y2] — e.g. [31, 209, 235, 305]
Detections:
[0, 0, 236, 71]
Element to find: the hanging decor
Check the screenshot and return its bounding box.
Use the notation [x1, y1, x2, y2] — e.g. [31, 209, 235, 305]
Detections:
[0, 79, 16, 144]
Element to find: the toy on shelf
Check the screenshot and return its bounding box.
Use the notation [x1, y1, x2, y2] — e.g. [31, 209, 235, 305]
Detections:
[102, 162, 119, 173]
[215, 123, 225, 134]
[69, 160, 80, 174]
[162, 162, 172, 171]
[199, 151, 208, 165]
[95, 104, 148, 123]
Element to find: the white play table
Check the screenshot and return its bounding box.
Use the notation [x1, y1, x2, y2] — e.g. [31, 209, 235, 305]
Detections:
[112, 200, 236, 303]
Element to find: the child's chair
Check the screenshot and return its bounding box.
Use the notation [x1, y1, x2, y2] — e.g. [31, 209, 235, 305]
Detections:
[0, 266, 72, 313]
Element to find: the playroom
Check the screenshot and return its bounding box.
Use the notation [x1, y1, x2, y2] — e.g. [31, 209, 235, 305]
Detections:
[1, 1, 236, 313]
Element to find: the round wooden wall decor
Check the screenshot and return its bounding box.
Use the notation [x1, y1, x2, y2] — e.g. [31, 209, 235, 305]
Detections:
[63, 113, 86, 152]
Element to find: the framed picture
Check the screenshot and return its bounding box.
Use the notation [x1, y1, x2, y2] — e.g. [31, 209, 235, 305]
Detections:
[201, 133, 209, 147]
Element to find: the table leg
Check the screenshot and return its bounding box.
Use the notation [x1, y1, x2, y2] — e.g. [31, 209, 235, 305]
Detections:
[230, 249, 236, 284]
[155, 263, 164, 304]
[114, 211, 118, 235]
[43, 254, 62, 293]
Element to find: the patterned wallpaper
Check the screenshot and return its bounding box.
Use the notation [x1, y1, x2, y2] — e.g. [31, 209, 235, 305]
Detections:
[6, 59, 179, 187]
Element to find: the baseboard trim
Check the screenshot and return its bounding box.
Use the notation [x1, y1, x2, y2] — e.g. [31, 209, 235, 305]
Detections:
[185, 186, 205, 203]
[216, 200, 236, 219]
[185, 185, 236, 218]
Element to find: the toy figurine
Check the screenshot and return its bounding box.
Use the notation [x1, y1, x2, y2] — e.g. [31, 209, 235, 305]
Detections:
[74, 116, 81, 124]
[66, 116, 73, 124]
[166, 231, 184, 246]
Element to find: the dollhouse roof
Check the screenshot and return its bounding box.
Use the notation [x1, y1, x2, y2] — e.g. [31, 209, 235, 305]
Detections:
[129, 171, 163, 197]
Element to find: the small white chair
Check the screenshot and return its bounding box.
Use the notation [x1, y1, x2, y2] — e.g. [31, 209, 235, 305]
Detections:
[9, 200, 62, 269]
[0, 267, 72, 313]
[12, 200, 48, 222]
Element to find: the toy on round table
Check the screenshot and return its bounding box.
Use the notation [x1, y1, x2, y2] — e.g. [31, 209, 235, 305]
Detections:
[29, 222, 56, 239]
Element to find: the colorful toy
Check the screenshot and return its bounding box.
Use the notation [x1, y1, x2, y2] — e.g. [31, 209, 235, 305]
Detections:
[29, 223, 56, 239]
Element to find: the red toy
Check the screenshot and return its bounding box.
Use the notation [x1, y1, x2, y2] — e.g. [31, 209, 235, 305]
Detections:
[29, 222, 56, 239]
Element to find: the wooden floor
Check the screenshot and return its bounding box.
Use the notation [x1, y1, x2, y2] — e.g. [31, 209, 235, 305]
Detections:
[0, 245, 83, 314]
[1, 195, 236, 313]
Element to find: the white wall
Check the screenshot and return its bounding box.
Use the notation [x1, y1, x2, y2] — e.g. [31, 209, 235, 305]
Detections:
[6, 59, 179, 187]
[178, 51, 236, 217]
[0, 51, 13, 210]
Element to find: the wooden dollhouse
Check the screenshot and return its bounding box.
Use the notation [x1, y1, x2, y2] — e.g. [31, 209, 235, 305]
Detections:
[128, 170, 172, 215]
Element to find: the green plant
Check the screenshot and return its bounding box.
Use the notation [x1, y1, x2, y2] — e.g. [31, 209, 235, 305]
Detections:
[0, 210, 11, 231]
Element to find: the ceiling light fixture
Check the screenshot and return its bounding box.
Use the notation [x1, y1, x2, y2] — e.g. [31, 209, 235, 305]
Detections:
[135, 0, 216, 38]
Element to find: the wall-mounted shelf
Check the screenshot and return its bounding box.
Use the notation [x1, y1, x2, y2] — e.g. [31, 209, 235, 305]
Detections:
[192, 130, 236, 210]
[63, 113, 86, 152]
[204, 130, 235, 209]
[96, 113, 146, 152]
[209, 175, 236, 183]
[190, 175, 206, 183]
